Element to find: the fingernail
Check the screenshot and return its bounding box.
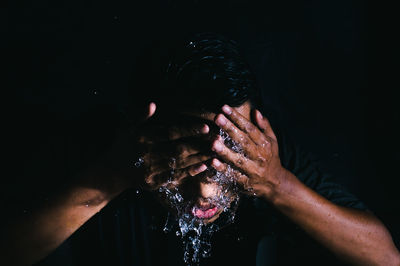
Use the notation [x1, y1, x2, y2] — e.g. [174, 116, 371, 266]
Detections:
[222, 105, 232, 115]
[212, 158, 221, 167]
[213, 140, 223, 152]
[200, 124, 209, 134]
[216, 115, 227, 127]
[196, 164, 207, 173]
[256, 110, 262, 120]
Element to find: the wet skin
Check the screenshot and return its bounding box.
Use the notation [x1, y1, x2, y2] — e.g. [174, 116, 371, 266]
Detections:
[137, 101, 282, 223]
[124, 102, 400, 265]
[4, 103, 399, 266]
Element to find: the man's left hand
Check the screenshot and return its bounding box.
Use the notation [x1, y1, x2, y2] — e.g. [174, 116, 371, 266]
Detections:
[211, 105, 289, 200]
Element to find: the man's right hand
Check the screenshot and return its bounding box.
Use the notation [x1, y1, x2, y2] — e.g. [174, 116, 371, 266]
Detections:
[135, 113, 214, 191]
[103, 103, 217, 195]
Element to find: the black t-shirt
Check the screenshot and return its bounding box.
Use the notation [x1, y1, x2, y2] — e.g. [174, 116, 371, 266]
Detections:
[35, 128, 368, 266]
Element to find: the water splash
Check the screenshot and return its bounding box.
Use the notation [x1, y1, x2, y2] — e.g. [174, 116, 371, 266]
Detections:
[218, 128, 244, 154]
[156, 129, 244, 265]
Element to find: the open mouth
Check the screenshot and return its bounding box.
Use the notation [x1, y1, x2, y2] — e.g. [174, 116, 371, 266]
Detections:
[192, 204, 220, 220]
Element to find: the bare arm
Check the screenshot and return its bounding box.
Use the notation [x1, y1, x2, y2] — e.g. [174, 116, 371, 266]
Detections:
[0, 102, 216, 266]
[0, 103, 158, 266]
[211, 104, 400, 266]
[269, 169, 400, 266]
[0, 164, 126, 266]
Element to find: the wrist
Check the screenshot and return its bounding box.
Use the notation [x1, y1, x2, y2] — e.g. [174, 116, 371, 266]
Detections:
[259, 168, 301, 207]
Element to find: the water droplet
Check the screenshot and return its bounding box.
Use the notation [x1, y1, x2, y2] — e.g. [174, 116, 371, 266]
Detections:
[134, 157, 144, 168]
[168, 157, 177, 169]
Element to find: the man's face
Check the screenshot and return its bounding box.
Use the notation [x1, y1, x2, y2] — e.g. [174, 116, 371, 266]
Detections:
[158, 102, 252, 224]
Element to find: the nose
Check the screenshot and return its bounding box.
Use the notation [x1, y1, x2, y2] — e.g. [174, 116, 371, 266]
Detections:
[178, 177, 221, 203]
[199, 182, 219, 199]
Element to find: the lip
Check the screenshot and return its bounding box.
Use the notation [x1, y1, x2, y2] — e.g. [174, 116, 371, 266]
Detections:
[192, 205, 219, 220]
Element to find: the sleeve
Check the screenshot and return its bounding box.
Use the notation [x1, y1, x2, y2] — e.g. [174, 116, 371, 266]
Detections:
[276, 128, 369, 211]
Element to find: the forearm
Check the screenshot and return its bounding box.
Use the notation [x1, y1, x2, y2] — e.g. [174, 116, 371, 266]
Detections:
[0, 166, 125, 266]
[265, 169, 400, 266]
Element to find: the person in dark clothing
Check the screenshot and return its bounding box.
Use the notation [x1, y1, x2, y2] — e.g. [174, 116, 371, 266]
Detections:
[2, 33, 399, 266]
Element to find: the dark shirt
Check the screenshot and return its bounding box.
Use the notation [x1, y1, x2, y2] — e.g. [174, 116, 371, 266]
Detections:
[35, 128, 368, 266]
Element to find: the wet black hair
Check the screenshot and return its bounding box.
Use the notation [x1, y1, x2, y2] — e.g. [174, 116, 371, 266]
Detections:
[162, 33, 260, 112]
[129, 33, 260, 116]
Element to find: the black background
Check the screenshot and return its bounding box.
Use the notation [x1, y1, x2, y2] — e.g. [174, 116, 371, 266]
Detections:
[3, 0, 400, 252]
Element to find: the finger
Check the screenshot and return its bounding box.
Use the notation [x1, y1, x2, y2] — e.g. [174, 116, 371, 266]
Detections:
[253, 109, 277, 141]
[215, 113, 255, 152]
[221, 105, 265, 145]
[149, 162, 208, 189]
[186, 163, 208, 177]
[139, 102, 157, 121]
[175, 153, 211, 169]
[144, 141, 211, 176]
[168, 123, 209, 141]
[210, 158, 227, 172]
[211, 137, 256, 176]
[147, 102, 157, 119]
[172, 163, 208, 182]
[210, 159, 248, 186]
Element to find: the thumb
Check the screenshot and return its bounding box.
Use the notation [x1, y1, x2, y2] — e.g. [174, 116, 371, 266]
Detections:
[144, 102, 157, 120]
[253, 109, 268, 131]
[138, 102, 157, 123]
[253, 109, 277, 141]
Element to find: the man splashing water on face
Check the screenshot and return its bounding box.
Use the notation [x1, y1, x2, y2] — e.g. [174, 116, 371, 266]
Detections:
[134, 34, 260, 264]
[2, 33, 399, 266]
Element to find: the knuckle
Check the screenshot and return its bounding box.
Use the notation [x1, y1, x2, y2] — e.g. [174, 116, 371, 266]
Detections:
[261, 140, 270, 148]
[236, 158, 244, 165]
[220, 147, 227, 156]
[242, 137, 251, 147]
[256, 155, 267, 163]
[245, 123, 256, 133]
[200, 155, 209, 161]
